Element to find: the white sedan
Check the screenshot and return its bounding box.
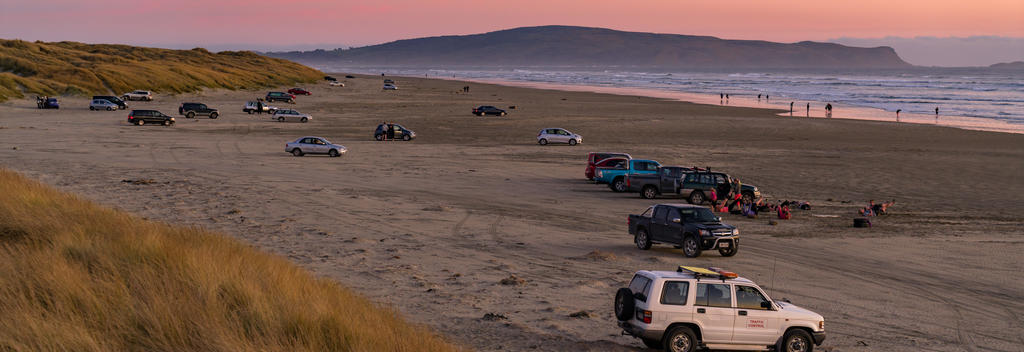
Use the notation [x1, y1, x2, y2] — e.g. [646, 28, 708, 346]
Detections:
[285, 136, 346, 157]
[272, 109, 311, 123]
[329, 81, 345, 87]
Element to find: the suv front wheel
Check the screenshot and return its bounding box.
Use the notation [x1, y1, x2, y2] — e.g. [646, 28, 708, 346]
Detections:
[663, 326, 697, 352]
[778, 329, 813, 352]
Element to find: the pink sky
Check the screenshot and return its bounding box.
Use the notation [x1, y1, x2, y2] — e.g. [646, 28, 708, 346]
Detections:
[1, 0, 1022, 49]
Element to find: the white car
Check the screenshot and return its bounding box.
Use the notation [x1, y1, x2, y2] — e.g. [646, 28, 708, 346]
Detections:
[537, 128, 582, 146]
[383, 83, 398, 90]
[285, 136, 346, 157]
[329, 81, 345, 87]
[89, 99, 120, 111]
[271, 109, 311, 123]
[615, 267, 825, 352]
[121, 90, 153, 101]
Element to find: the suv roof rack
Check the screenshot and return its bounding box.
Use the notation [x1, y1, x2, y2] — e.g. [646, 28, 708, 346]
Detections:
[678, 266, 737, 281]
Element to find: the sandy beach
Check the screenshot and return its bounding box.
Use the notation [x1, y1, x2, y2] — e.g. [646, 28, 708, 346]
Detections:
[1, 74, 1022, 351]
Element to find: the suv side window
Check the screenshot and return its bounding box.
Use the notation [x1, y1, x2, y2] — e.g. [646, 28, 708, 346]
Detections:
[627, 275, 652, 302]
[735, 285, 770, 310]
[660, 281, 690, 305]
[695, 283, 732, 308]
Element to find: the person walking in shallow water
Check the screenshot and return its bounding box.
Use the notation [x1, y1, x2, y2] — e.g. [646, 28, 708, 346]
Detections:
[758, 94, 762, 101]
[806, 103, 810, 117]
[935, 107, 939, 122]
[789, 102, 794, 115]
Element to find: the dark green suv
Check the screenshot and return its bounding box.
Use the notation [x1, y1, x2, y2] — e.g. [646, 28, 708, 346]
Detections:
[178, 102, 219, 119]
[265, 92, 295, 103]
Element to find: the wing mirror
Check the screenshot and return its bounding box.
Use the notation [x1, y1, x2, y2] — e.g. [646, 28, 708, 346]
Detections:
[761, 301, 772, 309]
[715, 216, 722, 222]
[672, 218, 681, 223]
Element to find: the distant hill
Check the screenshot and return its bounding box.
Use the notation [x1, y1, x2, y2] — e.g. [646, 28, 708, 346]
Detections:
[988, 61, 1024, 70]
[0, 39, 323, 101]
[268, 26, 911, 69]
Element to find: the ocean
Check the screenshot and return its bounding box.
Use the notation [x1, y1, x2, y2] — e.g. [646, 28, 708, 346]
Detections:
[322, 66, 1024, 134]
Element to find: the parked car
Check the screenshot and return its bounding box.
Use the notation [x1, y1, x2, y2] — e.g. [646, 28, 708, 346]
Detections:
[121, 90, 152, 101]
[243, 101, 277, 114]
[324, 76, 337, 81]
[374, 123, 415, 141]
[265, 92, 295, 103]
[93, 95, 127, 109]
[382, 83, 398, 90]
[383, 79, 395, 84]
[35, 97, 59, 109]
[285, 136, 347, 157]
[628, 203, 739, 257]
[329, 81, 345, 87]
[677, 170, 762, 204]
[345, 75, 355, 79]
[615, 267, 825, 351]
[127, 110, 174, 126]
[585, 152, 631, 180]
[625, 166, 697, 199]
[473, 105, 506, 116]
[537, 128, 582, 146]
[595, 159, 661, 191]
[178, 102, 219, 119]
[89, 99, 120, 111]
[271, 109, 310, 123]
[287, 88, 312, 96]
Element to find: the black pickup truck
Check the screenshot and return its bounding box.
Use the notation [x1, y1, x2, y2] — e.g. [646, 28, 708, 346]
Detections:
[627, 203, 739, 257]
[628, 168, 761, 203]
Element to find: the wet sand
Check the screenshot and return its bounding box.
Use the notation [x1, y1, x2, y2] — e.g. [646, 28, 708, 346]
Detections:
[1, 74, 1022, 351]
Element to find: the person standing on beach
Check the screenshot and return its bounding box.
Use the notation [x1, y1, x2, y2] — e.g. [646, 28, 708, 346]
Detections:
[825, 103, 833, 118]
[758, 94, 762, 101]
[935, 107, 939, 121]
[896, 109, 902, 122]
[806, 103, 810, 116]
[766, 95, 769, 101]
[790, 102, 794, 115]
[256, 99, 263, 115]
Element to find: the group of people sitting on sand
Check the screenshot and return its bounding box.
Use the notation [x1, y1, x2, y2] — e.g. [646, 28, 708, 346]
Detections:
[859, 199, 896, 216]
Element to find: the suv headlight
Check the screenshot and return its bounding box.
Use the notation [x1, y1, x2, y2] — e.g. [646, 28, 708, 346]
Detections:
[819, 320, 824, 330]
[699, 229, 710, 236]
[732, 229, 739, 235]
[597, 171, 603, 177]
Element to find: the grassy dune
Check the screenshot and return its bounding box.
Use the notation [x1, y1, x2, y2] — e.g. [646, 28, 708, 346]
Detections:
[0, 39, 322, 101]
[0, 169, 459, 352]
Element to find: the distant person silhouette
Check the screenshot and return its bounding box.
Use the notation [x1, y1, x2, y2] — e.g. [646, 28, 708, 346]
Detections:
[806, 103, 810, 116]
[935, 107, 939, 121]
[896, 109, 902, 122]
[790, 102, 794, 115]
[766, 95, 769, 101]
[825, 103, 833, 118]
[758, 94, 762, 101]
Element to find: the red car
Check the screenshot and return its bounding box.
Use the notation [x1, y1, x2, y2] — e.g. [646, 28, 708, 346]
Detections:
[585, 152, 631, 180]
[287, 88, 312, 95]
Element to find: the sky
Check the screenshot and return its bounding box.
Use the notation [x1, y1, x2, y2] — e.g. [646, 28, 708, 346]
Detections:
[2, 0, 1022, 66]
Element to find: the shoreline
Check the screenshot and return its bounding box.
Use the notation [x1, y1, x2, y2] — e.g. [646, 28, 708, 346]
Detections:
[354, 70, 1023, 135]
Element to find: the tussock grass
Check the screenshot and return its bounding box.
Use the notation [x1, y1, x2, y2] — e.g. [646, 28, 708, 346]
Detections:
[0, 169, 460, 352]
[0, 40, 323, 101]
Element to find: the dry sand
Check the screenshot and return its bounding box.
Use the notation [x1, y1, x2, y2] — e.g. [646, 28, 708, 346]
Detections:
[1, 74, 1022, 351]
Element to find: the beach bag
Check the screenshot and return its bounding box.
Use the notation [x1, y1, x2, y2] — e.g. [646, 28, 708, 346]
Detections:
[853, 218, 871, 228]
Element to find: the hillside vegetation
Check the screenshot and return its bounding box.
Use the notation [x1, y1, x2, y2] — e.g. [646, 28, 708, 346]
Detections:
[0, 39, 322, 101]
[0, 169, 459, 352]
[269, 25, 910, 69]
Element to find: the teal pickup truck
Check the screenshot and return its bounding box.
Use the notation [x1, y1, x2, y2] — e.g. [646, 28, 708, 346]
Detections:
[595, 159, 661, 192]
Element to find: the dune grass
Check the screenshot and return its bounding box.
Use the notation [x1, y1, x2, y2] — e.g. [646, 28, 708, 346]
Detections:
[0, 169, 460, 352]
[0, 39, 323, 101]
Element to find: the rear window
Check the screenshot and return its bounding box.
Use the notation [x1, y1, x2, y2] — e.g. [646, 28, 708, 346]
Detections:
[660, 281, 690, 305]
[628, 275, 653, 302]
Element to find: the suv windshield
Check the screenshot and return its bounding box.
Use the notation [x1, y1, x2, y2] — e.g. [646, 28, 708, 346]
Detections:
[680, 207, 718, 222]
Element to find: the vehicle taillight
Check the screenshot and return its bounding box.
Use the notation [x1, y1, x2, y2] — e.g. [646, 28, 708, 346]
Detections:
[627, 216, 631, 225]
[627, 177, 631, 187]
[636, 309, 652, 324]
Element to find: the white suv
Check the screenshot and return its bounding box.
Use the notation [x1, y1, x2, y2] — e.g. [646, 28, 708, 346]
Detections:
[615, 267, 825, 352]
[121, 90, 153, 101]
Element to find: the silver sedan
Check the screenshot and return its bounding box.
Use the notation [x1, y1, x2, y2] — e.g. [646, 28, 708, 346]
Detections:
[272, 109, 311, 123]
[285, 136, 347, 157]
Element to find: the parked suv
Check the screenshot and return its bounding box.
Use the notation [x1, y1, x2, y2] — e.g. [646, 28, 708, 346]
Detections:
[265, 92, 295, 103]
[628, 204, 739, 257]
[679, 171, 761, 204]
[537, 128, 582, 146]
[127, 110, 174, 126]
[178, 102, 219, 119]
[93, 96, 127, 109]
[473, 105, 506, 116]
[585, 152, 631, 180]
[615, 267, 825, 352]
[121, 90, 153, 101]
[243, 101, 277, 114]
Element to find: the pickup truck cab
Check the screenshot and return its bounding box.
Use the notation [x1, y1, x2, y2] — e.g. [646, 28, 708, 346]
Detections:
[628, 204, 738, 257]
[626, 166, 695, 199]
[585, 152, 631, 180]
[596, 159, 660, 192]
[680, 171, 761, 204]
[614, 267, 826, 352]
